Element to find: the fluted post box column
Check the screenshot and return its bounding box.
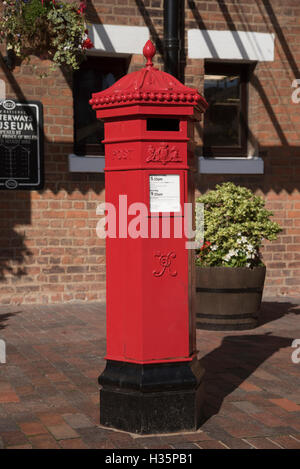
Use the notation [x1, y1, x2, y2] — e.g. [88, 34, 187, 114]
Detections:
[89, 41, 208, 434]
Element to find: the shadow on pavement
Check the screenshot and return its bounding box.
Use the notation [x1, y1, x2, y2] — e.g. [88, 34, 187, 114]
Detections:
[200, 333, 293, 422]
[258, 301, 300, 327]
[0, 311, 20, 330]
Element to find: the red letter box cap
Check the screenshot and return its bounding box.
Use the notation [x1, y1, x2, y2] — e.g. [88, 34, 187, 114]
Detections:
[89, 40, 208, 113]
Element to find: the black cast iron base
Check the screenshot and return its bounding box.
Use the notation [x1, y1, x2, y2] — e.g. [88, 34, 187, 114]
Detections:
[98, 358, 205, 434]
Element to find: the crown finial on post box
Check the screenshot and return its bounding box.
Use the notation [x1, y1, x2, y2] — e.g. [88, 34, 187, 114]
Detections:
[143, 40, 156, 67]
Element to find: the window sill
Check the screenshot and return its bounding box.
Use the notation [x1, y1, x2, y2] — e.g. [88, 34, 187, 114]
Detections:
[198, 156, 264, 174]
[68, 154, 105, 173]
[68, 154, 264, 175]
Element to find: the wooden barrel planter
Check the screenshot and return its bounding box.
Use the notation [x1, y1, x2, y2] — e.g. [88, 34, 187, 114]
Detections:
[196, 266, 266, 330]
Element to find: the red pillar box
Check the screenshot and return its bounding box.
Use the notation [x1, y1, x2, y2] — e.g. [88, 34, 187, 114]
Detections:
[90, 41, 208, 434]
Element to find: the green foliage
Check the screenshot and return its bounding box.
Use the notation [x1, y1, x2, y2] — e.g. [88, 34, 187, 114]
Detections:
[0, 0, 88, 71]
[195, 182, 282, 268]
[22, 0, 48, 31]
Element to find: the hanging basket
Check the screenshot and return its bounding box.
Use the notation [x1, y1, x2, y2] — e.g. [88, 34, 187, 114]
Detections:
[1, 0, 94, 71]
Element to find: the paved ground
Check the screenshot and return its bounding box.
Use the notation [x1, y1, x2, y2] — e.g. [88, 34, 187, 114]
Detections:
[0, 299, 299, 449]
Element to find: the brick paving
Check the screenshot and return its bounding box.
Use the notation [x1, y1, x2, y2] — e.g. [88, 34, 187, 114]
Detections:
[0, 299, 299, 449]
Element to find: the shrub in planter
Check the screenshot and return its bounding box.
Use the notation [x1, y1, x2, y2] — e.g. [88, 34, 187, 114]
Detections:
[0, 0, 93, 72]
[195, 182, 282, 330]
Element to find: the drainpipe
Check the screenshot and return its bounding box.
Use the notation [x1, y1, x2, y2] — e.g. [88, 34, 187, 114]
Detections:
[163, 0, 181, 79]
[4, 49, 16, 71]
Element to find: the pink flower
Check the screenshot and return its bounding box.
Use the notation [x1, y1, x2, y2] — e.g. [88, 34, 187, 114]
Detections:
[78, 0, 86, 14]
[200, 241, 211, 251]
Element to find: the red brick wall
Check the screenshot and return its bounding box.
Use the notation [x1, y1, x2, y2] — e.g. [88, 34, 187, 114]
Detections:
[0, 56, 108, 304]
[0, 0, 300, 304]
[186, 0, 300, 297]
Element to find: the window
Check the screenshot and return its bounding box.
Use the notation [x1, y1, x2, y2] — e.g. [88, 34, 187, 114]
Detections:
[73, 56, 129, 156]
[203, 61, 250, 157]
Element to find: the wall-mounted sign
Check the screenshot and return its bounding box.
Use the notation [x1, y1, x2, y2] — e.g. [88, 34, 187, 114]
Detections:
[0, 100, 44, 190]
[149, 174, 180, 212]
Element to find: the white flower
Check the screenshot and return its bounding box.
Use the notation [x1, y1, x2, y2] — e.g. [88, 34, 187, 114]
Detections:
[210, 245, 218, 251]
[223, 249, 238, 262]
[237, 236, 248, 245]
[246, 252, 255, 259]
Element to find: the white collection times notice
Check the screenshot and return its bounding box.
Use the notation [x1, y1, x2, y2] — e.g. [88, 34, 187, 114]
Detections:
[149, 174, 180, 213]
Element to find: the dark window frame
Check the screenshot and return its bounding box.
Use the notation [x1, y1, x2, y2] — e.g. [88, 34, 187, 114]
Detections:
[203, 61, 250, 158]
[73, 55, 130, 156]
